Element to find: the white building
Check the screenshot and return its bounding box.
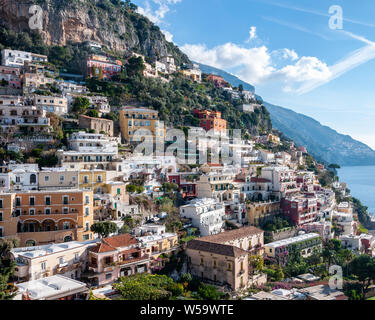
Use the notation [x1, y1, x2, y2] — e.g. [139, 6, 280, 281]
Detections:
[339, 234, 374, 253]
[180, 198, 226, 236]
[14, 275, 88, 300]
[261, 166, 298, 197]
[34, 95, 68, 115]
[0, 163, 39, 191]
[1, 49, 48, 68]
[57, 132, 119, 170]
[332, 210, 357, 236]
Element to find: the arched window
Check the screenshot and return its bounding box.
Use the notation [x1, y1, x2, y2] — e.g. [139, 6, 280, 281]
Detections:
[30, 174, 37, 184]
[64, 235, 73, 242]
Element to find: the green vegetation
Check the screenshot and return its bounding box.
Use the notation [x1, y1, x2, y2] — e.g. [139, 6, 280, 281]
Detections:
[85, 73, 272, 136]
[114, 274, 183, 300]
[352, 197, 372, 228]
[90, 221, 118, 238]
[0, 238, 19, 300]
[261, 216, 290, 232]
[347, 255, 375, 300]
[126, 184, 145, 194]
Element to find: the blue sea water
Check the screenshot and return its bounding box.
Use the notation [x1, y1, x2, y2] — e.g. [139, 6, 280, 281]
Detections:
[338, 166, 375, 216]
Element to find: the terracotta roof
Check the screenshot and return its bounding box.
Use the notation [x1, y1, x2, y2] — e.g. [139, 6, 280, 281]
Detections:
[199, 226, 264, 245]
[89, 242, 116, 254]
[103, 234, 138, 248]
[186, 240, 248, 257]
[250, 177, 271, 183]
[90, 234, 139, 253]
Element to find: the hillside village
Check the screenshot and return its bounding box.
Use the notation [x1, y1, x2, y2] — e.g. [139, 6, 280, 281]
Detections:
[0, 2, 375, 302]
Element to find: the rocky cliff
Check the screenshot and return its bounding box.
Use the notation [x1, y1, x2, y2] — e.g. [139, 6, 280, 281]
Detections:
[0, 0, 190, 64]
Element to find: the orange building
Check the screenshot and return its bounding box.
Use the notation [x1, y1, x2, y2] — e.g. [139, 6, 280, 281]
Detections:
[193, 109, 227, 132]
[0, 190, 94, 247]
[206, 74, 227, 87]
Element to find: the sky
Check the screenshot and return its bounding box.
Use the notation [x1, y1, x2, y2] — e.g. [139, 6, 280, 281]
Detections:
[132, 0, 375, 149]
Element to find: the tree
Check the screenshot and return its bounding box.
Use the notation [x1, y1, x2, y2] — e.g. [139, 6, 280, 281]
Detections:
[118, 224, 131, 234]
[249, 255, 264, 275]
[86, 109, 99, 118]
[348, 255, 375, 300]
[90, 221, 118, 238]
[196, 284, 223, 300]
[72, 97, 90, 114]
[122, 215, 136, 229]
[161, 182, 179, 193]
[0, 238, 19, 300]
[126, 56, 145, 77]
[113, 274, 180, 300]
[328, 164, 341, 170]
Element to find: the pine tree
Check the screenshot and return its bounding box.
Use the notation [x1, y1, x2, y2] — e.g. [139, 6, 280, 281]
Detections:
[0, 238, 19, 300]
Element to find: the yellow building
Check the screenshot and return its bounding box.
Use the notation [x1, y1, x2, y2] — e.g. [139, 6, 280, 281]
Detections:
[246, 201, 281, 226]
[0, 190, 94, 246]
[78, 170, 108, 194]
[119, 107, 165, 143]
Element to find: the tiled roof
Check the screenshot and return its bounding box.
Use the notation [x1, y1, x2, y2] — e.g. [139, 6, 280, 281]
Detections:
[250, 177, 271, 183]
[199, 226, 264, 245]
[103, 234, 138, 248]
[90, 234, 139, 253]
[187, 240, 248, 257]
[89, 242, 115, 253]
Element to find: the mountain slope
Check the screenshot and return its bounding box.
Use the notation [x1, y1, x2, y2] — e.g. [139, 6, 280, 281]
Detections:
[0, 0, 190, 66]
[197, 62, 375, 166]
[264, 103, 375, 166]
[197, 62, 255, 93]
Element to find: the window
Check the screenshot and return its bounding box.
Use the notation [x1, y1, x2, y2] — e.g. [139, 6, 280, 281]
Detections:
[41, 261, 46, 271]
[85, 207, 89, 216]
[45, 196, 51, 205]
[63, 207, 69, 214]
[63, 222, 70, 230]
[30, 174, 37, 184]
[200, 258, 204, 266]
[29, 197, 35, 206]
[59, 257, 64, 265]
[45, 208, 51, 215]
[74, 253, 79, 262]
[0, 227, 3, 237]
[63, 196, 69, 205]
[44, 175, 50, 182]
[105, 273, 112, 280]
[227, 263, 232, 271]
[85, 222, 89, 232]
[213, 260, 217, 269]
[0, 200, 2, 209]
[97, 175, 102, 182]
[29, 209, 35, 216]
[83, 176, 89, 184]
[85, 196, 90, 205]
[15, 197, 21, 206]
[60, 175, 65, 182]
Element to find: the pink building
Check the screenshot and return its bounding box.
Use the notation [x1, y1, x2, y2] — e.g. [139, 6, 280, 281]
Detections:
[0, 66, 22, 89]
[87, 234, 150, 287]
[281, 194, 318, 226]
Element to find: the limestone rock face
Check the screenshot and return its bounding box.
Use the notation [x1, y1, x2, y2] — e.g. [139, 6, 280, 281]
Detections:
[0, 0, 188, 62]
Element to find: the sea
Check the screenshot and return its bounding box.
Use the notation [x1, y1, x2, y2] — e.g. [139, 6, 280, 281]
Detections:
[338, 166, 375, 216]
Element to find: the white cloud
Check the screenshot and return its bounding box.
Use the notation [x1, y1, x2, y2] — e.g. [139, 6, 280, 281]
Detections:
[136, 0, 181, 24]
[180, 42, 331, 92]
[246, 26, 257, 43]
[273, 48, 299, 61]
[161, 29, 174, 42]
